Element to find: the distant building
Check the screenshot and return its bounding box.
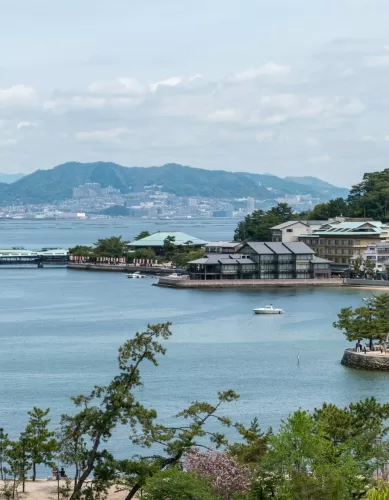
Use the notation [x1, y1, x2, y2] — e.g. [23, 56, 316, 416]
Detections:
[72, 183, 102, 199]
[359, 242, 389, 273]
[128, 231, 208, 255]
[271, 220, 340, 243]
[298, 220, 389, 271]
[188, 242, 331, 280]
[204, 242, 243, 253]
[212, 210, 233, 218]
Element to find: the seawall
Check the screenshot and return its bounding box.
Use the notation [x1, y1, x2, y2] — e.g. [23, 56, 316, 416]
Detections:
[341, 348, 389, 371]
[344, 278, 389, 287]
[68, 263, 174, 275]
[155, 278, 344, 288]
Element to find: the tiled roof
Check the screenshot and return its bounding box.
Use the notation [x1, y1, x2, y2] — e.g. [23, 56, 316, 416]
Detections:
[189, 254, 254, 265]
[271, 220, 309, 230]
[129, 231, 208, 247]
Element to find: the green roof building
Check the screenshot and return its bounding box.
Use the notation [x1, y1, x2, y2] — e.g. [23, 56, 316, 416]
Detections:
[128, 231, 208, 255]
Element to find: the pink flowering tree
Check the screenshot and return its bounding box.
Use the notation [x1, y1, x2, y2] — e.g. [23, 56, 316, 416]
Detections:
[184, 448, 251, 499]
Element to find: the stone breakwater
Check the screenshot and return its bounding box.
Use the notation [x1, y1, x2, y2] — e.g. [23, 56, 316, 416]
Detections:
[155, 278, 344, 288]
[341, 348, 389, 371]
[68, 263, 174, 275]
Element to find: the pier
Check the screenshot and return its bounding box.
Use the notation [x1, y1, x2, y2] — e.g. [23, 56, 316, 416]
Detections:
[0, 248, 69, 267]
[68, 263, 177, 275]
[155, 277, 344, 288]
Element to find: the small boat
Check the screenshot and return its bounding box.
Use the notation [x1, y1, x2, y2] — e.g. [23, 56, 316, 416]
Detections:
[167, 273, 189, 279]
[253, 305, 284, 315]
[127, 272, 147, 279]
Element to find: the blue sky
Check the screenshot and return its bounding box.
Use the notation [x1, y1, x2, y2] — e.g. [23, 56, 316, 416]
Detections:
[1, 0, 389, 185]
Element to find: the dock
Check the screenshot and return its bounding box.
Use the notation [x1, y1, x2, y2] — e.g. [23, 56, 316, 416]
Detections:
[0, 248, 68, 267]
[68, 263, 177, 275]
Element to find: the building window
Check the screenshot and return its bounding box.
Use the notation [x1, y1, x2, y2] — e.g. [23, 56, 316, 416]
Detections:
[348, 240, 353, 246]
[341, 240, 347, 246]
[342, 258, 347, 264]
[355, 249, 360, 256]
[319, 239, 325, 245]
[355, 240, 360, 245]
[335, 240, 340, 245]
[286, 229, 293, 233]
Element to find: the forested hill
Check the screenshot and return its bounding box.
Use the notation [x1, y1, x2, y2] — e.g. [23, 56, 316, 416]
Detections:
[0, 162, 348, 204]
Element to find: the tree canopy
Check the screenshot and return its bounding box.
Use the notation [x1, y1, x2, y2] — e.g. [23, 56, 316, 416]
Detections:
[234, 203, 295, 242]
[333, 294, 389, 347]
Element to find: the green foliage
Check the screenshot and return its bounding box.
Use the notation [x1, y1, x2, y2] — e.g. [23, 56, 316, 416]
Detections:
[101, 205, 130, 216]
[308, 198, 350, 220]
[348, 169, 389, 220]
[333, 294, 389, 344]
[0, 428, 10, 480]
[132, 248, 156, 260]
[0, 162, 346, 205]
[234, 203, 295, 241]
[170, 247, 205, 268]
[228, 418, 269, 468]
[93, 236, 128, 257]
[368, 483, 389, 499]
[24, 407, 58, 481]
[141, 468, 217, 500]
[68, 245, 95, 257]
[261, 407, 372, 500]
[134, 231, 151, 241]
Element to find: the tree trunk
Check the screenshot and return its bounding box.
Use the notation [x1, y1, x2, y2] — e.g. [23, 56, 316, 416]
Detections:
[33, 462, 36, 481]
[125, 483, 141, 500]
[69, 434, 101, 500]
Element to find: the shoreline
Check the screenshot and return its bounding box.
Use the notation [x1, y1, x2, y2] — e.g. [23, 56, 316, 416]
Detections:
[0, 479, 127, 499]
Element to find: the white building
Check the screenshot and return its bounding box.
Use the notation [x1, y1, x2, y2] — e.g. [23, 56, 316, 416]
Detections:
[361, 242, 389, 272]
[271, 217, 347, 243]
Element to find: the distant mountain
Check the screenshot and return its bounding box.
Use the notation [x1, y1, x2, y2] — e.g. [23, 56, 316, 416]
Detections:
[285, 176, 348, 198]
[0, 162, 348, 205]
[0, 172, 25, 183]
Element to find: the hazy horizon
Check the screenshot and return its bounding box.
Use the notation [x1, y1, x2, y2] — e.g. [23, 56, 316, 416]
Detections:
[1, 0, 389, 184]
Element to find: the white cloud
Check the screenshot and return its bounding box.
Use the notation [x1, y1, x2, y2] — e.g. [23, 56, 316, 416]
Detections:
[0, 85, 37, 107]
[0, 138, 17, 147]
[16, 121, 37, 129]
[256, 130, 276, 143]
[88, 77, 145, 95]
[231, 62, 291, 83]
[207, 108, 239, 122]
[361, 135, 376, 142]
[75, 128, 132, 142]
[364, 55, 389, 68]
[262, 114, 288, 125]
[308, 155, 332, 163]
[150, 77, 183, 92]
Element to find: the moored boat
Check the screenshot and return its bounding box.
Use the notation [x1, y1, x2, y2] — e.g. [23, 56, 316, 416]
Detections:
[253, 305, 284, 315]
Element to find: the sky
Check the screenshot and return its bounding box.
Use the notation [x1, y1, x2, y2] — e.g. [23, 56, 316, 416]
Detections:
[1, 0, 389, 185]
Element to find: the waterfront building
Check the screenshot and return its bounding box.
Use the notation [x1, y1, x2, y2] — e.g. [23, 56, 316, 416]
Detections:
[270, 218, 345, 243]
[188, 241, 331, 280]
[359, 242, 389, 273]
[298, 220, 389, 271]
[204, 241, 242, 253]
[128, 231, 208, 255]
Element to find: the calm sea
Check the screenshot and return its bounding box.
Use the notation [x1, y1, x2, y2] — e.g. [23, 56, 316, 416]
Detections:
[0, 219, 387, 462]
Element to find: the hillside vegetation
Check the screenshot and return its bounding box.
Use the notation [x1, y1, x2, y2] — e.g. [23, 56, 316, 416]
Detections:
[0, 162, 347, 205]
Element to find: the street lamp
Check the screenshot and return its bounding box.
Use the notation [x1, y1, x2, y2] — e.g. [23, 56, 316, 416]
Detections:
[20, 432, 26, 493]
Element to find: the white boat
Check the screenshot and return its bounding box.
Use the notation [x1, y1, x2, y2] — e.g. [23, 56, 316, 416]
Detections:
[127, 271, 147, 279]
[253, 305, 284, 315]
[167, 273, 189, 279]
